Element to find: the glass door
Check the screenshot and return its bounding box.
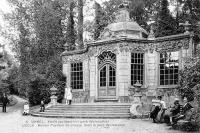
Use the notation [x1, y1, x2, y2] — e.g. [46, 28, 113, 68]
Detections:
[99, 64, 116, 98]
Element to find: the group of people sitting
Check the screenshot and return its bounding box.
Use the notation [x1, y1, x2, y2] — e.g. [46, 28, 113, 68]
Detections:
[150, 96, 194, 126]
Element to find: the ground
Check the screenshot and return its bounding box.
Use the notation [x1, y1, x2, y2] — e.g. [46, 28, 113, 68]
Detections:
[0, 96, 198, 133]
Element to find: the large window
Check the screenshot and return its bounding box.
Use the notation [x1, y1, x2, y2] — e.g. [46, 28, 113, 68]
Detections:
[159, 51, 179, 85]
[131, 53, 144, 85]
[71, 62, 83, 89]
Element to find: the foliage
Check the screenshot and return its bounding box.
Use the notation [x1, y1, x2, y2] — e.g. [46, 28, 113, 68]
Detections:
[77, 0, 84, 49]
[66, 1, 76, 51]
[3, 0, 67, 105]
[7, 65, 20, 95]
[93, 1, 105, 40]
[178, 56, 200, 111]
[154, 0, 178, 37]
[91, 0, 161, 36]
[129, 0, 160, 30]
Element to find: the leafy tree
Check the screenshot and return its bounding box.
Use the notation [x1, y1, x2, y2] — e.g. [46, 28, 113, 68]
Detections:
[66, 1, 76, 50]
[7, 65, 19, 95]
[93, 1, 105, 40]
[181, 0, 200, 34]
[178, 56, 200, 112]
[77, 0, 84, 49]
[18, 22, 31, 97]
[154, 0, 178, 37]
[4, 0, 67, 104]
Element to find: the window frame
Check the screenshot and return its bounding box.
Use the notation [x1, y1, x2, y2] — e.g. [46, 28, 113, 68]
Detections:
[158, 51, 179, 86]
[70, 62, 83, 90]
[130, 52, 145, 86]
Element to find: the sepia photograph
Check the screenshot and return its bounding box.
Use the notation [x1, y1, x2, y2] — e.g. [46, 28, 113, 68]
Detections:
[0, 0, 199, 133]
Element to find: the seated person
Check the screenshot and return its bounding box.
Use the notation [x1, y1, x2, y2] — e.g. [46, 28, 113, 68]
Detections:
[164, 98, 182, 125]
[23, 102, 29, 115]
[40, 100, 45, 112]
[173, 97, 193, 124]
[156, 96, 167, 123]
[150, 96, 161, 123]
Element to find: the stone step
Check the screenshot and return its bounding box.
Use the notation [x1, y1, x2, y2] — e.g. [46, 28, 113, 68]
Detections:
[47, 106, 130, 108]
[45, 110, 130, 113]
[54, 105, 131, 107]
[39, 112, 129, 115]
[49, 107, 130, 110]
[31, 103, 131, 118]
[31, 113, 130, 118]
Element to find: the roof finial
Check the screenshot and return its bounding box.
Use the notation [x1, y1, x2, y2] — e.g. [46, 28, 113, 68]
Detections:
[179, 21, 191, 34]
[148, 25, 155, 40]
[119, 0, 130, 9]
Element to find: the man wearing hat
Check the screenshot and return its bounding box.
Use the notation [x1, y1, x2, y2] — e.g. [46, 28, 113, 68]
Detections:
[2, 93, 9, 112]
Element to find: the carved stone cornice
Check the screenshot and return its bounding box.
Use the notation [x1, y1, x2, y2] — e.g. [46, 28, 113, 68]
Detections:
[62, 34, 191, 62]
[88, 44, 119, 57]
[119, 42, 154, 53]
[62, 44, 119, 63]
[62, 53, 89, 63]
[155, 38, 190, 53]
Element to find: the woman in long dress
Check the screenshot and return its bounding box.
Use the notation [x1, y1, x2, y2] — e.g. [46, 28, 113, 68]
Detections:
[65, 86, 72, 105]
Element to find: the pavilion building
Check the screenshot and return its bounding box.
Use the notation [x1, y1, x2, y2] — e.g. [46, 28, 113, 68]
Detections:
[61, 3, 196, 106]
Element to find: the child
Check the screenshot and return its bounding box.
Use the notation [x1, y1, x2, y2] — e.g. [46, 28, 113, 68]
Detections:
[23, 102, 29, 115]
[40, 100, 45, 112]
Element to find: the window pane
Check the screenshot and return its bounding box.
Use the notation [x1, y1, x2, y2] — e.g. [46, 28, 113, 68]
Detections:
[131, 53, 144, 85]
[159, 52, 179, 85]
[71, 62, 83, 89]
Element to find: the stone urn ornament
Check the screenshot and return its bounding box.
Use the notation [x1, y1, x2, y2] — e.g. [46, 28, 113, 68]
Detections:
[50, 85, 58, 105]
[129, 80, 144, 118]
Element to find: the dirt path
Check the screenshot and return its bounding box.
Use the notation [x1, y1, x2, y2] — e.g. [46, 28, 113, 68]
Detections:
[0, 95, 27, 114]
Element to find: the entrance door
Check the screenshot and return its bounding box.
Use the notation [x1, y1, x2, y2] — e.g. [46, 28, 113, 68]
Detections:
[98, 64, 116, 99]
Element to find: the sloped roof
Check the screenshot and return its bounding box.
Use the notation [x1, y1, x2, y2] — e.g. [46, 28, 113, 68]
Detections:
[107, 21, 148, 35]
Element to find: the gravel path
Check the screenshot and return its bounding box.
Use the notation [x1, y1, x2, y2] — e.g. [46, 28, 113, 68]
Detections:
[0, 96, 196, 133]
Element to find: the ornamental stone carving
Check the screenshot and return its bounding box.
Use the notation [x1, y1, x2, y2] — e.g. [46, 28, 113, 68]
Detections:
[155, 39, 190, 52]
[119, 42, 148, 53]
[98, 51, 116, 66]
[62, 38, 190, 64]
[148, 43, 156, 53]
[119, 43, 129, 52]
[62, 53, 88, 63]
[88, 44, 119, 57]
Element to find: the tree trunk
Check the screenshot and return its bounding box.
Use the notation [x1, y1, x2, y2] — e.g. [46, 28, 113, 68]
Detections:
[77, 0, 84, 49]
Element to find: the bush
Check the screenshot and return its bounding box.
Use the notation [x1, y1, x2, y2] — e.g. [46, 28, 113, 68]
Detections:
[28, 78, 50, 106]
[28, 75, 66, 106]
